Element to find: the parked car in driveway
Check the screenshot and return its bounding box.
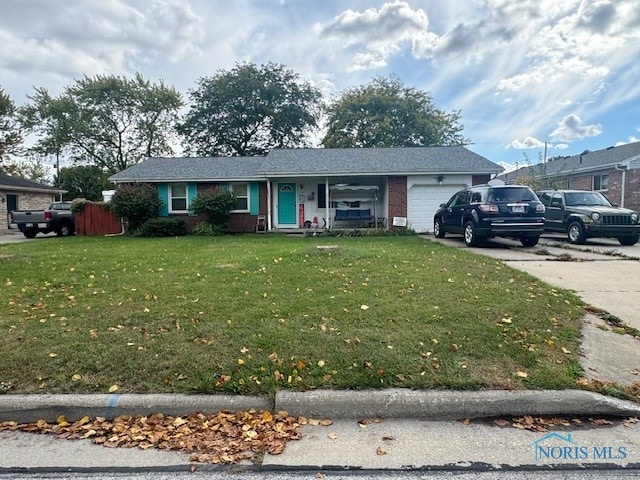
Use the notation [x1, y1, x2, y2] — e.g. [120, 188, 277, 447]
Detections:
[537, 189, 640, 245]
[433, 184, 546, 247]
[9, 201, 75, 238]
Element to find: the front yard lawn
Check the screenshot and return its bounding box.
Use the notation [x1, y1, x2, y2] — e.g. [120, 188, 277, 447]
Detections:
[0, 235, 584, 396]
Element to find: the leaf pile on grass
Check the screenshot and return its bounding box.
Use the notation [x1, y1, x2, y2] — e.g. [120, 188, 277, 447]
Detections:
[0, 236, 584, 394]
[0, 410, 303, 464]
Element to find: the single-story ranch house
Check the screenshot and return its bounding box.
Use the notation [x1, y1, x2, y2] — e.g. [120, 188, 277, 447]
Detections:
[500, 141, 640, 213]
[1, 174, 65, 232]
[109, 147, 502, 234]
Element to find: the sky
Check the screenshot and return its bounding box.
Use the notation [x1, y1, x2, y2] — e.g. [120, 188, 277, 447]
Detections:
[2, 0, 640, 170]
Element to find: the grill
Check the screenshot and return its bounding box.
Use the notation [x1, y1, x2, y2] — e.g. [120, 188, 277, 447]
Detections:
[601, 215, 633, 225]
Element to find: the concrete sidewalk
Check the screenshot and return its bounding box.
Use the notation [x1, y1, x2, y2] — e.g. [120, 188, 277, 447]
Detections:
[1, 390, 640, 471]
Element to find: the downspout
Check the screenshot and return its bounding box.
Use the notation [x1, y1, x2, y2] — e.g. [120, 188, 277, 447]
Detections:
[614, 164, 627, 207]
[266, 179, 272, 231]
[325, 178, 330, 229]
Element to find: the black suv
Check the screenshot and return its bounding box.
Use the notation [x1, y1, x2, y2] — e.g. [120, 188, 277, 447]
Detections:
[433, 185, 546, 247]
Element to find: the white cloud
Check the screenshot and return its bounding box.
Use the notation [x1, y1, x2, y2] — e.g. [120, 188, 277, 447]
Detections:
[318, 1, 428, 69]
[0, 0, 204, 82]
[615, 136, 640, 146]
[509, 136, 546, 149]
[549, 114, 603, 142]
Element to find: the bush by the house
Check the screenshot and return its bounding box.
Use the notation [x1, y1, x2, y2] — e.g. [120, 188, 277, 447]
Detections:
[191, 221, 215, 236]
[110, 184, 163, 232]
[189, 188, 236, 233]
[137, 217, 188, 237]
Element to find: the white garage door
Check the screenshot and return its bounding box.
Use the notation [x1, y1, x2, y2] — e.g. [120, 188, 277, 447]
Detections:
[407, 184, 464, 233]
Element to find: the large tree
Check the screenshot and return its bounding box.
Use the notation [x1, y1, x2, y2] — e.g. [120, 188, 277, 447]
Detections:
[0, 87, 23, 173]
[179, 62, 322, 156]
[20, 74, 182, 174]
[322, 76, 467, 148]
[56, 165, 113, 201]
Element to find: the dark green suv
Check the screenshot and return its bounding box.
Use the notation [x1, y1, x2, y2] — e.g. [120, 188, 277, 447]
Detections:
[434, 185, 545, 247]
[537, 189, 640, 245]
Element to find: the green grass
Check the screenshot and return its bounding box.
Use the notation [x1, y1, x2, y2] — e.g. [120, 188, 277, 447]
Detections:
[0, 235, 584, 396]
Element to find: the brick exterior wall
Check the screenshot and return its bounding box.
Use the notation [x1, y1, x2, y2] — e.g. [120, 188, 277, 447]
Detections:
[175, 182, 268, 234]
[387, 176, 407, 229]
[568, 169, 640, 212]
[2, 191, 57, 231]
[472, 174, 492, 185]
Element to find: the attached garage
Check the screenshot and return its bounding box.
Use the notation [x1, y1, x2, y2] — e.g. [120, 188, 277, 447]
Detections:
[407, 176, 470, 233]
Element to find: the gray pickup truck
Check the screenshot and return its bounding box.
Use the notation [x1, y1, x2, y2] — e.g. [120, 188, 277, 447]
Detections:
[537, 189, 640, 245]
[9, 202, 75, 238]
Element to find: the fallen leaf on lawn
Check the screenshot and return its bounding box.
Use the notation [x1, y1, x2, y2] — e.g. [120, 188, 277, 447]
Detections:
[376, 447, 387, 455]
[500, 317, 512, 324]
[71, 374, 82, 381]
[48, 353, 58, 358]
[108, 385, 118, 393]
[515, 371, 528, 378]
[360, 305, 369, 310]
[317, 360, 325, 367]
[561, 347, 571, 354]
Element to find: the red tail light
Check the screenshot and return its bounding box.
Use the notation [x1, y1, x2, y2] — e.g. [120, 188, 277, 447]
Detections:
[478, 203, 499, 213]
[44, 211, 53, 221]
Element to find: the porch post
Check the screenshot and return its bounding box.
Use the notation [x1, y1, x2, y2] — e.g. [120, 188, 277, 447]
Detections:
[325, 177, 330, 229]
[266, 180, 272, 231]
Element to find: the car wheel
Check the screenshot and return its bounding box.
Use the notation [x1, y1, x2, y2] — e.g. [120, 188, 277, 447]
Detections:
[618, 234, 639, 246]
[433, 218, 445, 238]
[520, 235, 539, 247]
[567, 221, 586, 244]
[464, 221, 481, 247]
[22, 229, 38, 239]
[57, 223, 74, 237]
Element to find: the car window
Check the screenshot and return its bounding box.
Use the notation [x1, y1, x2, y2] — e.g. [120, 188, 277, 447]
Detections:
[565, 192, 611, 207]
[449, 191, 469, 207]
[550, 193, 563, 207]
[537, 192, 551, 206]
[470, 190, 482, 203]
[488, 188, 536, 202]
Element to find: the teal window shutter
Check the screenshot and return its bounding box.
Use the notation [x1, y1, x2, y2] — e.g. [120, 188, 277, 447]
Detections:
[187, 183, 198, 216]
[249, 182, 259, 215]
[158, 184, 169, 216]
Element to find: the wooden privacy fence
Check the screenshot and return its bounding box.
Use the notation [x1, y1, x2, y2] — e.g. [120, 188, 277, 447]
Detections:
[75, 203, 123, 236]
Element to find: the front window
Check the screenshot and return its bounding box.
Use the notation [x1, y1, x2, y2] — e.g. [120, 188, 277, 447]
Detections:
[593, 174, 609, 191]
[170, 183, 187, 212]
[230, 183, 248, 211]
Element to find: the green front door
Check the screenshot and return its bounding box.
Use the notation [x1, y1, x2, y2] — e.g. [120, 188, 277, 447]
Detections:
[278, 183, 297, 225]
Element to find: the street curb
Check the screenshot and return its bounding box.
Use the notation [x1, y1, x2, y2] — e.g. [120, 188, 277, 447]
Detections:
[1, 390, 639, 423]
[275, 389, 640, 420]
[0, 394, 271, 423]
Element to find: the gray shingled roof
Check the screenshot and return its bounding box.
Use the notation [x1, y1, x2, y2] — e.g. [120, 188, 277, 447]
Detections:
[109, 147, 501, 183]
[500, 141, 640, 183]
[109, 157, 266, 183]
[262, 146, 501, 176]
[0, 174, 63, 193]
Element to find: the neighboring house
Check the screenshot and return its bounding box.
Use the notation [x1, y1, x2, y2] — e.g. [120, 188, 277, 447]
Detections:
[500, 141, 640, 212]
[109, 146, 502, 233]
[0, 174, 65, 231]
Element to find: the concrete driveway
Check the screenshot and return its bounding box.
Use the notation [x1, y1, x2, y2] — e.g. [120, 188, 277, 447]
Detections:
[426, 233, 640, 386]
[427, 233, 640, 327]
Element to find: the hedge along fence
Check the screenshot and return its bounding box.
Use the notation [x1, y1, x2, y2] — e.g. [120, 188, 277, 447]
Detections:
[75, 202, 123, 236]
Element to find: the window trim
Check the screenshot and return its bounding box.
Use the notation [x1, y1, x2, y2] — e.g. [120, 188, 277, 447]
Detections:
[593, 173, 609, 191]
[169, 183, 188, 213]
[229, 183, 249, 213]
